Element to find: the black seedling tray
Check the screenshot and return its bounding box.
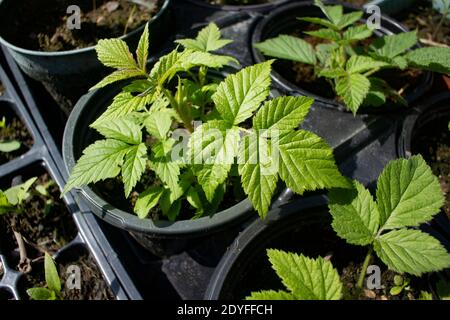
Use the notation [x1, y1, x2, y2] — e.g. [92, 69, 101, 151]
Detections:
[0, 54, 140, 300]
[1, 0, 449, 300]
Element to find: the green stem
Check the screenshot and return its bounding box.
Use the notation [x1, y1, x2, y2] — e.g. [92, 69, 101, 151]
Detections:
[357, 248, 373, 289]
[433, 12, 447, 41]
[364, 67, 381, 77]
[123, 5, 137, 36]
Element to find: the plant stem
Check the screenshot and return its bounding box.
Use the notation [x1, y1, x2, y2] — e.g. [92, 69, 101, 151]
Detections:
[432, 9, 448, 41]
[364, 67, 381, 77]
[357, 247, 373, 289]
[123, 5, 137, 36]
[13, 230, 31, 273]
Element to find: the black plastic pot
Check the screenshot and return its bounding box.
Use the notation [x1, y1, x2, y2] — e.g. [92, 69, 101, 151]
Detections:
[62, 69, 261, 257]
[250, 1, 433, 114]
[0, 0, 172, 114]
[397, 92, 450, 241]
[205, 195, 450, 300]
[184, 0, 291, 12]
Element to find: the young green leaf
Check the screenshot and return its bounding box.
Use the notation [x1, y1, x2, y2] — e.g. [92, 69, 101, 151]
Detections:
[254, 35, 316, 65]
[92, 116, 142, 145]
[238, 133, 278, 218]
[27, 288, 55, 301]
[376, 155, 444, 230]
[144, 111, 173, 140]
[176, 23, 233, 52]
[405, 47, 450, 75]
[213, 62, 272, 125]
[0, 191, 15, 215]
[136, 23, 150, 71]
[335, 73, 371, 114]
[335, 11, 364, 30]
[371, 31, 418, 59]
[44, 252, 61, 294]
[267, 249, 343, 300]
[0, 140, 21, 153]
[342, 25, 373, 42]
[346, 55, 389, 74]
[329, 181, 379, 246]
[90, 69, 146, 91]
[96, 39, 138, 70]
[4, 177, 37, 206]
[304, 29, 341, 41]
[122, 143, 147, 197]
[314, 0, 343, 27]
[374, 229, 450, 276]
[63, 140, 130, 194]
[134, 186, 164, 219]
[149, 140, 181, 194]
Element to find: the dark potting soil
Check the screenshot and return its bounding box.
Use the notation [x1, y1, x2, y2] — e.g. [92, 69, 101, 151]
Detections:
[95, 169, 247, 221]
[1, 0, 163, 52]
[23, 252, 115, 300]
[0, 173, 78, 267]
[0, 107, 34, 165]
[0, 82, 4, 96]
[411, 115, 450, 220]
[340, 0, 367, 7]
[224, 213, 429, 300]
[273, 23, 424, 107]
[400, 0, 450, 46]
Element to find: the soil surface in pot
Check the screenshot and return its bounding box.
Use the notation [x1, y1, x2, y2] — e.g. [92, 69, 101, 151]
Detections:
[1, 0, 164, 51]
[0, 107, 34, 165]
[411, 114, 450, 220]
[269, 22, 423, 108]
[0, 173, 78, 268]
[23, 252, 115, 300]
[341, 0, 367, 7]
[224, 213, 430, 300]
[400, 0, 449, 46]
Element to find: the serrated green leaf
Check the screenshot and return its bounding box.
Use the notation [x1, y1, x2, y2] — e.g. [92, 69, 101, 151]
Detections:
[246, 290, 296, 300]
[267, 249, 343, 300]
[186, 186, 203, 214]
[136, 23, 149, 71]
[238, 133, 278, 218]
[27, 288, 54, 300]
[134, 186, 164, 219]
[329, 180, 380, 246]
[374, 229, 450, 276]
[376, 155, 444, 230]
[319, 68, 347, 79]
[122, 143, 147, 197]
[304, 29, 341, 41]
[63, 140, 129, 194]
[336, 11, 364, 30]
[0, 140, 21, 153]
[4, 177, 37, 206]
[346, 55, 389, 74]
[144, 111, 173, 140]
[213, 62, 272, 125]
[176, 23, 232, 52]
[336, 73, 370, 114]
[189, 121, 240, 201]
[44, 252, 61, 294]
[278, 130, 350, 194]
[160, 191, 182, 221]
[405, 47, 450, 75]
[150, 141, 180, 193]
[342, 24, 373, 42]
[90, 69, 146, 91]
[0, 191, 15, 215]
[299, 17, 339, 31]
[254, 35, 316, 65]
[254, 96, 313, 134]
[181, 50, 238, 69]
[92, 92, 154, 126]
[314, 0, 343, 26]
[96, 39, 137, 70]
[92, 116, 142, 145]
[372, 31, 418, 59]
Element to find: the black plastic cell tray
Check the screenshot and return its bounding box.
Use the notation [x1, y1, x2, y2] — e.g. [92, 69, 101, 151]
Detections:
[2, 0, 449, 300]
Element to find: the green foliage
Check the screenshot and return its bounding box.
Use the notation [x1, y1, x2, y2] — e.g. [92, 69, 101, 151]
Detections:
[0, 117, 21, 153]
[65, 23, 348, 221]
[0, 177, 36, 215]
[27, 253, 62, 300]
[254, 0, 450, 114]
[389, 275, 411, 296]
[329, 155, 450, 277]
[246, 249, 343, 300]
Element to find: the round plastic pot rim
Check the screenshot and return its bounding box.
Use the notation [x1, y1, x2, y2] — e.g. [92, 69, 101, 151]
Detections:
[63, 75, 255, 237]
[0, 0, 171, 57]
[185, 0, 291, 11]
[250, 1, 432, 113]
[204, 195, 328, 300]
[398, 92, 450, 159]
